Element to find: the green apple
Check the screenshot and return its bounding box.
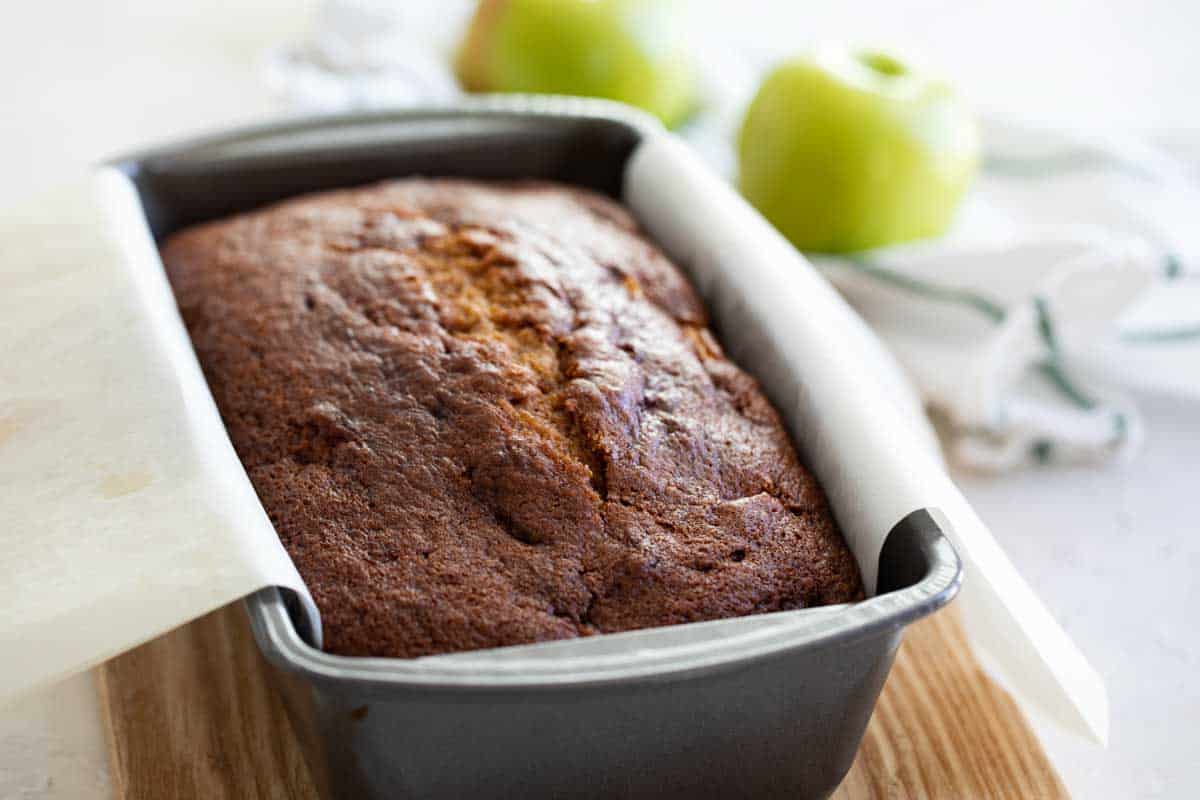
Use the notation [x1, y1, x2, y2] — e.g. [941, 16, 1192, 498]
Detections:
[737, 47, 979, 253]
[455, 0, 696, 128]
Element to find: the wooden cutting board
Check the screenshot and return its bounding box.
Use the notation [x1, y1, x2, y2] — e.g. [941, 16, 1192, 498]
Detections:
[98, 604, 1066, 799]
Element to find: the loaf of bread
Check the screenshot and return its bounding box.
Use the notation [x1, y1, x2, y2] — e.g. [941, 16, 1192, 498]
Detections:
[163, 178, 863, 658]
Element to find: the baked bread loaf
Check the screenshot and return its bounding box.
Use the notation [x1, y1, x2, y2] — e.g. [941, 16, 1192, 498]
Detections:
[163, 178, 864, 658]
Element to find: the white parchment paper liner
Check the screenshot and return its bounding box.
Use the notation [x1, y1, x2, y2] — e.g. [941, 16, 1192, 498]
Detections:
[0, 171, 315, 700]
[0, 125, 1106, 744]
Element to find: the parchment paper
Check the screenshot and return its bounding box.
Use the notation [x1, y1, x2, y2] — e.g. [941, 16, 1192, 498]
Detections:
[0, 169, 315, 701]
[0, 135, 1106, 745]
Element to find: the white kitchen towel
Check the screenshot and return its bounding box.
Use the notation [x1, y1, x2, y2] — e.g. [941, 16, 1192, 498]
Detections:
[263, 0, 466, 112]
[813, 119, 1200, 471]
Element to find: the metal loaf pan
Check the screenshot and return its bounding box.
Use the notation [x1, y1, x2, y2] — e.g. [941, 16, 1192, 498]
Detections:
[113, 104, 962, 800]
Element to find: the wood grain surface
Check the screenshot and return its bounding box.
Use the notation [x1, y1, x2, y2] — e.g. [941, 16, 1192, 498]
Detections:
[98, 604, 1066, 799]
[831, 608, 1068, 799]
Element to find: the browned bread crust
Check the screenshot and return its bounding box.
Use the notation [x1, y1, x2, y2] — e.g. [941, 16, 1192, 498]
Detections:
[163, 178, 863, 658]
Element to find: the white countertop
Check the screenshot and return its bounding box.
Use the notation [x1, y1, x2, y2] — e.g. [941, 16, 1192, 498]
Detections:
[2, 1, 1197, 797]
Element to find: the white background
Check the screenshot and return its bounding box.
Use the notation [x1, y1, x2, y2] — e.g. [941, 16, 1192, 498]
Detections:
[1, 1, 1197, 798]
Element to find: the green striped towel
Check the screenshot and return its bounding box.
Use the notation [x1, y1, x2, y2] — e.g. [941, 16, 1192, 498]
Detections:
[812, 119, 1199, 470]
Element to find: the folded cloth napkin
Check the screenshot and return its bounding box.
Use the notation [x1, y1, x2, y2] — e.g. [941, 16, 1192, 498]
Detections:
[813, 119, 1200, 471]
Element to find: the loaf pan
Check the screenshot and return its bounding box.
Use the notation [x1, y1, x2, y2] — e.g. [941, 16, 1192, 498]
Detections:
[112, 103, 962, 800]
